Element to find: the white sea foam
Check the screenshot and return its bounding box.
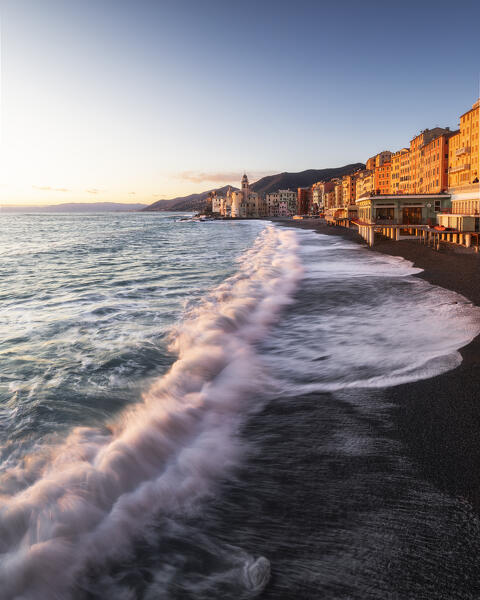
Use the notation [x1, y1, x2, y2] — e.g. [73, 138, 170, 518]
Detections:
[267, 229, 480, 394]
[0, 226, 302, 599]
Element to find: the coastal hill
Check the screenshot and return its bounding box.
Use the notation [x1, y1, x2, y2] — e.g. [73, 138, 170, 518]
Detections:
[141, 185, 237, 212]
[142, 164, 365, 212]
[250, 164, 365, 195]
[1, 202, 147, 213]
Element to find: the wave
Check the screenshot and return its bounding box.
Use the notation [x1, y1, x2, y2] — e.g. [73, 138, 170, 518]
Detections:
[0, 226, 302, 599]
[263, 229, 480, 394]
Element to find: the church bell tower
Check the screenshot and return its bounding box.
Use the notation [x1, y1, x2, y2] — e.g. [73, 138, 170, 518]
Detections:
[241, 173, 249, 202]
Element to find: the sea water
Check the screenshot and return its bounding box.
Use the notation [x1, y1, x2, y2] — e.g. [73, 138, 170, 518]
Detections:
[1, 213, 480, 599]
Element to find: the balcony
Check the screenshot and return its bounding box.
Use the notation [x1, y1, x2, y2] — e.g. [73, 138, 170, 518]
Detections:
[449, 164, 470, 173]
[455, 147, 470, 157]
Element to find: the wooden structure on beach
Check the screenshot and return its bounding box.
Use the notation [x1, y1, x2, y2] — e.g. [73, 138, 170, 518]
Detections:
[325, 216, 480, 252]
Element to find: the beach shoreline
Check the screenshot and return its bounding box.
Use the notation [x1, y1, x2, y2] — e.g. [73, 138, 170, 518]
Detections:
[277, 218, 480, 513]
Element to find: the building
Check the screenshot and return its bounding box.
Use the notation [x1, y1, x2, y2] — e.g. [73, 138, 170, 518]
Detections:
[324, 189, 336, 211]
[213, 174, 263, 218]
[312, 181, 335, 213]
[356, 170, 374, 199]
[265, 189, 297, 217]
[391, 149, 408, 194]
[408, 127, 452, 194]
[334, 182, 343, 207]
[233, 174, 263, 218]
[357, 193, 451, 226]
[374, 160, 392, 195]
[311, 182, 323, 213]
[398, 148, 411, 194]
[210, 191, 223, 214]
[375, 151, 392, 167]
[297, 187, 312, 215]
[448, 99, 480, 216]
[278, 201, 290, 217]
[341, 174, 357, 206]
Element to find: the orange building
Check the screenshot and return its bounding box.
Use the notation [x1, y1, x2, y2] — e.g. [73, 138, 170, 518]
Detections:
[448, 99, 479, 215]
[366, 156, 376, 170]
[341, 174, 357, 205]
[374, 161, 392, 195]
[418, 133, 451, 194]
[408, 127, 451, 194]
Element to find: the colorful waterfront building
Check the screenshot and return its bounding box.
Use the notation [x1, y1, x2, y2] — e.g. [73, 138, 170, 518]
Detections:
[356, 169, 375, 199]
[356, 194, 451, 226]
[419, 133, 452, 194]
[399, 149, 411, 194]
[213, 174, 264, 218]
[334, 182, 343, 207]
[408, 128, 452, 194]
[266, 189, 297, 217]
[391, 149, 409, 194]
[297, 187, 312, 215]
[448, 99, 480, 215]
[375, 151, 392, 167]
[210, 191, 223, 214]
[312, 181, 331, 213]
[324, 189, 336, 210]
[311, 182, 323, 213]
[374, 160, 392, 195]
[341, 174, 357, 206]
[278, 200, 290, 217]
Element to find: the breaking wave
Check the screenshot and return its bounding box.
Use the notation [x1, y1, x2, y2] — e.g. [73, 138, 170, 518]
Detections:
[266, 228, 480, 394]
[0, 226, 302, 599]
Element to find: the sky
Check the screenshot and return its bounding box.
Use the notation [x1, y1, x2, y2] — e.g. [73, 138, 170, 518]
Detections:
[1, 0, 479, 206]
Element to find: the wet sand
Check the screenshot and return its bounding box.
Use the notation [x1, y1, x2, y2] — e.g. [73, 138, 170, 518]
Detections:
[278, 218, 480, 512]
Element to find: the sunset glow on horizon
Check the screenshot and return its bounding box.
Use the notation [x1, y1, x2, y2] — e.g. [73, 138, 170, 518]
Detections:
[1, 0, 479, 206]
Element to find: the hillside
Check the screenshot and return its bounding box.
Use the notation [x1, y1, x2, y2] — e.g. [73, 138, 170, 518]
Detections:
[142, 164, 364, 212]
[141, 185, 238, 212]
[250, 164, 365, 195]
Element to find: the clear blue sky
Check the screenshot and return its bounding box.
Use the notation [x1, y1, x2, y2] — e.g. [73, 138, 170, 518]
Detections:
[1, 0, 479, 204]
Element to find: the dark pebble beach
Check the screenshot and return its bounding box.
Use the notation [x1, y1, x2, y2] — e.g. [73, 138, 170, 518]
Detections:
[279, 217, 480, 512]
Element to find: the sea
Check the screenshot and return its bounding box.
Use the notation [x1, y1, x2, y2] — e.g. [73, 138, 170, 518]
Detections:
[1, 212, 480, 599]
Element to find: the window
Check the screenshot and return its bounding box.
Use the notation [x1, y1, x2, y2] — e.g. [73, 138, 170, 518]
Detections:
[434, 200, 441, 212]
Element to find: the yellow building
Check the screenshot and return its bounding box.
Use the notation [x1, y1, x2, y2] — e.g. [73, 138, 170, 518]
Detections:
[391, 148, 410, 194]
[448, 99, 480, 215]
[341, 174, 357, 206]
[334, 182, 343, 207]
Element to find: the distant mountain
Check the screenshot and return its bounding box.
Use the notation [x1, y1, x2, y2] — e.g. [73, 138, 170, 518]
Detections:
[0, 202, 147, 213]
[250, 164, 365, 195]
[141, 164, 365, 212]
[141, 185, 238, 212]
